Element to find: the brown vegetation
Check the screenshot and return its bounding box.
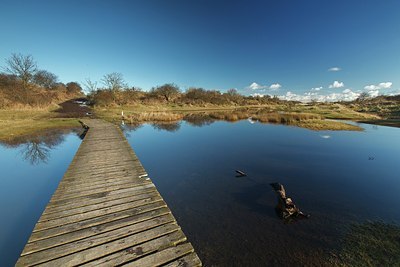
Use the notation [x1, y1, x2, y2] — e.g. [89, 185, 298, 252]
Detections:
[105, 107, 361, 131]
[0, 77, 83, 109]
[88, 83, 282, 108]
[0, 54, 83, 109]
[125, 112, 184, 123]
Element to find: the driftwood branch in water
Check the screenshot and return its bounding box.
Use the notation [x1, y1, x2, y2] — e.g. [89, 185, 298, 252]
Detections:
[78, 120, 89, 140]
[78, 120, 89, 130]
[235, 170, 247, 177]
[270, 182, 310, 221]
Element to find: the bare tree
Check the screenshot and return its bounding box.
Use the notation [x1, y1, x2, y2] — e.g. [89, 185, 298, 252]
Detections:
[226, 88, 240, 101]
[83, 78, 98, 93]
[151, 83, 180, 102]
[357, 92, 369, 102]
[4, 53, 37, 88]
[101, 72, 127, 92]
[33, 70, 58, 89]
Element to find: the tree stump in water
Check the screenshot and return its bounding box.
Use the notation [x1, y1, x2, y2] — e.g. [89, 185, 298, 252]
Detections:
[270, 183, 310, 221]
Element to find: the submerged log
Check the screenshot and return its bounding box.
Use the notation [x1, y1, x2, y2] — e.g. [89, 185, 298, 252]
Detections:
[270, 182, 310, 221]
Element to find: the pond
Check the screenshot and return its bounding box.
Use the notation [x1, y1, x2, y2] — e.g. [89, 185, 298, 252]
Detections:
[1, 120, 399, 266]
[123, 120, 400, 266]
[0, 129, 82, 267]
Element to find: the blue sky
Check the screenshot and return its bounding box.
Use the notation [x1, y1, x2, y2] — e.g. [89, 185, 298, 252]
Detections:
[1, 0, 399, 100]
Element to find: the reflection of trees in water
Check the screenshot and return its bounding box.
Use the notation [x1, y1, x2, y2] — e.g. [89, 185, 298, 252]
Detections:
[121, 123, 143, 138]
[151, 122, 181, 132]
[21, 140, 52, 165]
[183, 113, 216, 127]
[0, 128, 78, 165]
[18, 132, 66, 165]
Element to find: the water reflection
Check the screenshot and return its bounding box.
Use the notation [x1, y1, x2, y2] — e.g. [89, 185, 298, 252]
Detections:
[183, 113, 216, 127]
[20, 141, 52, 165]
[120, 109, 358, 133]
[0, 129, 82, 267]
[151, 122, 181, 132]
[0, 128, 81, 165]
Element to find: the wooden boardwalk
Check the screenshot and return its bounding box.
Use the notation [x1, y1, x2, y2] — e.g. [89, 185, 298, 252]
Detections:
[17, 119, 201, 266]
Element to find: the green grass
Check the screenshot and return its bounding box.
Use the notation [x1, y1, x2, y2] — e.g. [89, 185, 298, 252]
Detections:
[0, 109, 80, 141]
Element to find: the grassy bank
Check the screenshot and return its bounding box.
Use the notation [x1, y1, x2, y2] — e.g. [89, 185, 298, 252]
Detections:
[0, 109, 80, 142]
[0, 101, 379, 141]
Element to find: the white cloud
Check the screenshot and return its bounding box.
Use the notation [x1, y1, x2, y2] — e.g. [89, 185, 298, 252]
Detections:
[328, 67, 341, 72]
[278, 89, 359, 103]
[368, 90, 379, 98]
[364, 85, 379, 91]
[247, 82, 268, 90]
[329, 81, 344, 89]
[249, 82, 262, 90]
[364, 82, 392, 91]
[311, 86, 323, 91]
[379, 82, 392, 89]
[269, 83, 281, 90]
[246, 82, 282, 91]
[250, 93, 265, 97]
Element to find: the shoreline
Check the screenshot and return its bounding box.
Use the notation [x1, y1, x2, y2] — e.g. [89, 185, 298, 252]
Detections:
[1, 101, 399, 141]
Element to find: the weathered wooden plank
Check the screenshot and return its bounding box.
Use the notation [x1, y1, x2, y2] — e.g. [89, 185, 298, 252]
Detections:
[43, 185, 156, 214]
[57, 176, 144, 190]
[122, 242, 195, 267]
[34, 196, 164, 231]
[39, 191, 161, 221]
[22, 212, 174, 256]
[30, 203, 168, 242]
[163, 253, 202, 267]
[36, 224, 183, 266]
[51, 178, 149, 198]
[62, 164, 139, 176]
[47, 181, 152, 202]
[55, 175, 148, 193]
[18, 223, 180, 267]
[81, 230, 187, 266]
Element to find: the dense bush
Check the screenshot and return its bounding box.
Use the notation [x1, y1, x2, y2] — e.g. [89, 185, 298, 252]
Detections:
[0, 54, 83, 109]
[0, 74, 83, 108]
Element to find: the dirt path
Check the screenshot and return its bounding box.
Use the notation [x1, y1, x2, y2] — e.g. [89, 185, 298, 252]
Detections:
[55, 98, 94, 118]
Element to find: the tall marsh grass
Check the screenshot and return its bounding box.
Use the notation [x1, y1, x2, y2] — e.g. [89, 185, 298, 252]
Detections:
[126, 112, 184, 122]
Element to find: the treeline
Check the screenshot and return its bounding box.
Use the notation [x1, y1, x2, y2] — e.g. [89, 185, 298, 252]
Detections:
[88, 73, 282, 107]
[0, 53, 83, 108]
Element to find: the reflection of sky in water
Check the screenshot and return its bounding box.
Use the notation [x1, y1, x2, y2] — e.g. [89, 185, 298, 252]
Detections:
[0, 131, 81, 267]
[125, 121, 400, 266]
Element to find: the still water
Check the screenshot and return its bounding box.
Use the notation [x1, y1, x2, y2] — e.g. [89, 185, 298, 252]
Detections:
[124, 120, 400, 266]
[0, 130, 81, 267]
